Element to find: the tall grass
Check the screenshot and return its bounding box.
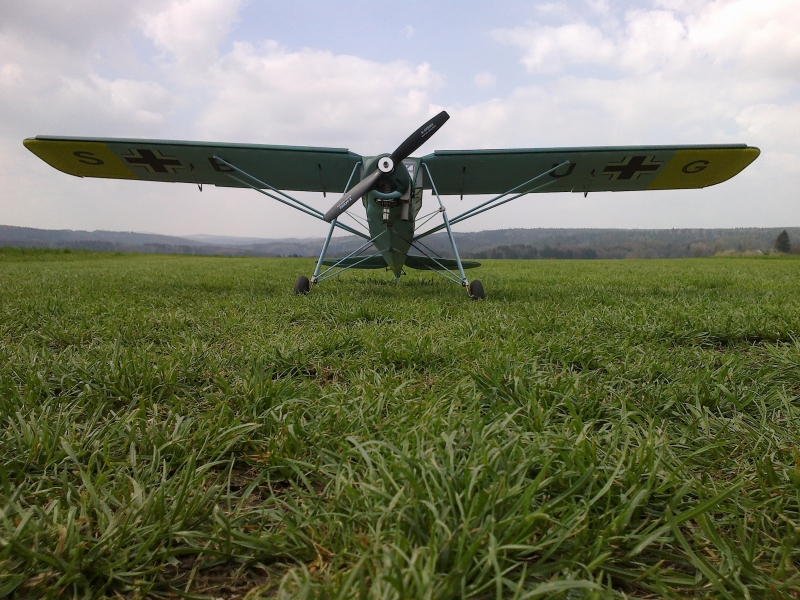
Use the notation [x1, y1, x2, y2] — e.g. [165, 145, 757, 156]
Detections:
[1, 250, 799, 598]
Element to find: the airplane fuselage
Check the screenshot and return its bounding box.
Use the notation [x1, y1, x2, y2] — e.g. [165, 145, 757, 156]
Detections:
[360, 156, 423, 279]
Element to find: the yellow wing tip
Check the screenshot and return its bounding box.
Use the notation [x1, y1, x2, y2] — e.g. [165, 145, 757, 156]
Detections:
[23, 137, 44, 152]
[649, 146, 760, 190]
[23, 137, 83, 177]
[22, 137, 138, 180]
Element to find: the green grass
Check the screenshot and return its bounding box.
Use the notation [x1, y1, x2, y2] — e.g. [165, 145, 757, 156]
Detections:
[1, 250, 799, 599]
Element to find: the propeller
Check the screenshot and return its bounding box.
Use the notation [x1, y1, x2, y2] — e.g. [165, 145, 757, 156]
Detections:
[323, 110, 450, 222]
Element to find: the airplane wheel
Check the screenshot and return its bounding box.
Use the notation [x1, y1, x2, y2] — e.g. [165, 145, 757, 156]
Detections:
[468, 279, 485, 300]
[294, 275, 310, 295]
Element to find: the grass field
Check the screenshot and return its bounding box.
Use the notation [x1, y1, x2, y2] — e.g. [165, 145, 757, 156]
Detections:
[1, 249, 799, 599]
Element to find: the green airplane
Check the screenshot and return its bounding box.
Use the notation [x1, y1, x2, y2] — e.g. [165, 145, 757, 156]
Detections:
[24, 112, 759, 299]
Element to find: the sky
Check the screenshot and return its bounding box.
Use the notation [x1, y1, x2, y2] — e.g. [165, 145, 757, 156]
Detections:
[1, 0, 798, 239]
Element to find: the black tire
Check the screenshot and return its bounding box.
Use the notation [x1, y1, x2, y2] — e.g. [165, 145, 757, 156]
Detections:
[468, 279, 485, 300]
[294, 275, 310, 295]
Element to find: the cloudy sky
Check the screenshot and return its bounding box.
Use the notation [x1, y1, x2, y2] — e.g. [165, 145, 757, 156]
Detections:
[2, 0, 798, 238]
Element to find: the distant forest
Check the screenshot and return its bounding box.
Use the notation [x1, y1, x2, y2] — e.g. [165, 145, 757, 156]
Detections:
[1, 224, 799, 260]
[465, 228, 800, 259]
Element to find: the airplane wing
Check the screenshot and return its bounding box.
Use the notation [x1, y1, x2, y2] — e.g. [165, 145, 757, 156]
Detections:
[23, 136, 362, 194]
[25, 137, 759, 196]
[420, 144, 760, 196]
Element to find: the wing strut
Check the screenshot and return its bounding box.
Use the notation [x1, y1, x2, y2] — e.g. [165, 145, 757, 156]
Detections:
[422, 162, 468, 287]
[212, 156, 369, 240]
[413, 161, 569, 241]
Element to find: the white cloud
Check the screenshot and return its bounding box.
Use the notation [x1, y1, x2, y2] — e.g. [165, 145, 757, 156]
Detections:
[496, 0, 800, 80]
[494, 22, 615, 74]
[474, 71, 497, 88]
[0, 0, 205, 139]
[618, 10, 686, 74]
[532, 2, 579, 20]
[0, 1, 150, 51]
[586, 0, 610, 15]
[141, 0, 241, 70]
[686, 0, 800, 78]
[0, 63, 23, 86]
[736, 103, 800, 153]
[483, 1, 799, 154]
[652, 0, 711, 14]
[404, 25, 415, 38]
[197, 42, 444, 153]
[80, 76, 176, 125]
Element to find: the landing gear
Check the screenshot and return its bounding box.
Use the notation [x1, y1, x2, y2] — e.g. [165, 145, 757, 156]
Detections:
[294, 275, 310, 295]
[468, 279, 485, 300]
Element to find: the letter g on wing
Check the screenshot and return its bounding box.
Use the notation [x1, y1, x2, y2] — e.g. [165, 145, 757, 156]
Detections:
[682, 160, 710, 174]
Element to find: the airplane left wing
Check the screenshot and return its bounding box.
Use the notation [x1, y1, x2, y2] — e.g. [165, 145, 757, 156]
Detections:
[23, 136, 362, 194]
[420, 144, 760, 196]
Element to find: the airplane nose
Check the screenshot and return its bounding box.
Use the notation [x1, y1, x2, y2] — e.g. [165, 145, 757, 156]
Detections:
[378, 157, 394, 173]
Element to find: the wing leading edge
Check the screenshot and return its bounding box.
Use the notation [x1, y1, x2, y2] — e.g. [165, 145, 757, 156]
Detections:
[23, 136, 362, 194]
[420, 144, 760, 196]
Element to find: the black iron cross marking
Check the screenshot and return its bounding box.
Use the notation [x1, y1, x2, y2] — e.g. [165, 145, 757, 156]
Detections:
[602, 156, 662, 180]
[123, 149, 183, 174]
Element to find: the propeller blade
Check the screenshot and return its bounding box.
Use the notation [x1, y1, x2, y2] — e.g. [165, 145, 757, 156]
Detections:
[323, 111, 450, 222]
[389, 110, 450, 164]
[324, 169, 382, 222]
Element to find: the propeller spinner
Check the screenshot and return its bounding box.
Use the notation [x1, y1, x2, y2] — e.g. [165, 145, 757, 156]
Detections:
[323, 111, 450, 222]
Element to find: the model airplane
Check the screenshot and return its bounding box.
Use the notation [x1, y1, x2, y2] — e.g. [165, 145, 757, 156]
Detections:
[24, 112, 759, 299]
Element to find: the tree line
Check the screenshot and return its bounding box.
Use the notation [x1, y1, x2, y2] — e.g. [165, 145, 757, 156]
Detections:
[472, 244, 599, 259]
